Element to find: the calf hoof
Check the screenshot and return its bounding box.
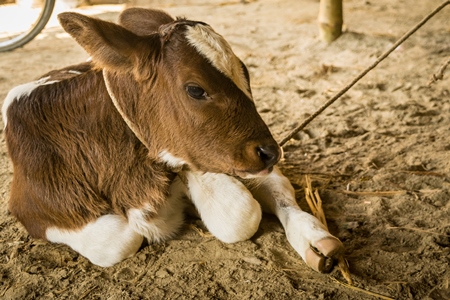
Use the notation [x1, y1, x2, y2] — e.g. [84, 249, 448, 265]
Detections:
[305, 237, 344, 273]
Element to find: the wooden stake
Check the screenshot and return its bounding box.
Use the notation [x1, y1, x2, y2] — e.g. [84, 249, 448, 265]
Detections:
[318, 0, 343, 43]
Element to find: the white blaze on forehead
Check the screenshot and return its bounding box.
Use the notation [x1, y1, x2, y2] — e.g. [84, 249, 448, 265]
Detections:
[185, 24, 252, 100]
[2, 76, 59, 127]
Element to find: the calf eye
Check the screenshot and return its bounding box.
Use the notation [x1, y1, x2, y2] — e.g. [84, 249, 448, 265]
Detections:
[186, 85, 207, 100]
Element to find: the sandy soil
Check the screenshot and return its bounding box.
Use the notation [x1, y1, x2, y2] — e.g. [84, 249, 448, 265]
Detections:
[0, 0, 449, 299]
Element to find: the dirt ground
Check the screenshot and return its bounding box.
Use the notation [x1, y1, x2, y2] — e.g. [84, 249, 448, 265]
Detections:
[0, 0, 449, 299]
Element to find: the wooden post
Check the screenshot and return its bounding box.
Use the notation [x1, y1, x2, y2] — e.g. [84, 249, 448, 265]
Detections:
[318, 0, 343, 43]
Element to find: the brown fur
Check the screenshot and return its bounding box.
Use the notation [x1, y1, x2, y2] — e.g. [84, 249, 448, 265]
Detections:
[5, 63, 173, 238]
[3, 9, 280, 239]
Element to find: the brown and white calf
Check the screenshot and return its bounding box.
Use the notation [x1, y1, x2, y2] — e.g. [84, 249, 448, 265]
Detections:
[2, 8, 343, 271]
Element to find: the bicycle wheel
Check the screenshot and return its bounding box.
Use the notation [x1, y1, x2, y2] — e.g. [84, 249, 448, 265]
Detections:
[0, 0, 56, 52]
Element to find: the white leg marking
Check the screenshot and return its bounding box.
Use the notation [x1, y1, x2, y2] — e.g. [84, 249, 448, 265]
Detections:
[46, 215, 143, 267]
[282, 208, 335, 262]
[183, 171, 262, 243]
[128, 176, 186, 243]
[2, 76, 59, 127]
[158, 150, 187, 170]
[246, 166, 343, 271]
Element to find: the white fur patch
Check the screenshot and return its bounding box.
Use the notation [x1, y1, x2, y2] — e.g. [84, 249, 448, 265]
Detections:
[128, 176, 186, 242]
[282, 209, 332, 262]
[46, 215, 143, 267]
[185, 25, 252, 100]
[67, 70, 82, 75]
[184, 171, 261, 243]
[2, 76, 59, 127]
[158, 150, 186, 170]
[46, 178, 186, 267]
[127, 204, 157, 238]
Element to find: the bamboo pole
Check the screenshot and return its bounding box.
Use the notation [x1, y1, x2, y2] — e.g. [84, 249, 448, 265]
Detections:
[318, 0, 343, 43]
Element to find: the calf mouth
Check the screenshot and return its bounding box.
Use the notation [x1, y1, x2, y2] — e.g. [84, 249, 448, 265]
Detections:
[233, 163, 277, 179]
[233, 167, 272, 179]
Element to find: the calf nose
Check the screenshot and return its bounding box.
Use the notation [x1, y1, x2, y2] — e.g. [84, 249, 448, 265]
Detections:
[256, 144, 281, 168]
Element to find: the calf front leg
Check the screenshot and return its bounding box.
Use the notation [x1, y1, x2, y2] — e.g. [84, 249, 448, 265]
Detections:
[182, 171, 262, 243]
[245, 166, 344, 273]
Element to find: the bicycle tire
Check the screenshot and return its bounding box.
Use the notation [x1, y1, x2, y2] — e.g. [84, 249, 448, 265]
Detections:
[0, 0, 56, 52]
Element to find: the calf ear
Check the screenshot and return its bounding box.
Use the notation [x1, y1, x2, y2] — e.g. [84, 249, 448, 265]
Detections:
[119, 8, 174, 36]
[58, 12, 141, 73]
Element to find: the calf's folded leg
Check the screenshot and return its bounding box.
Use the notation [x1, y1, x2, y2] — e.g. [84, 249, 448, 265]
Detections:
[182, 171, 262, 243]
[46, 177, 186, 267]
[46, 215, 143, 267]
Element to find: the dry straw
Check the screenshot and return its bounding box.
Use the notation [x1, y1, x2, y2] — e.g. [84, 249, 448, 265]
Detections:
[303, 175, 351, 284]
[303, 175, 396, 300]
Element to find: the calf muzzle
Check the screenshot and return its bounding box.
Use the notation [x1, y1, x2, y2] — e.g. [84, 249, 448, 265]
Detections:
[256, 144, 281, 169]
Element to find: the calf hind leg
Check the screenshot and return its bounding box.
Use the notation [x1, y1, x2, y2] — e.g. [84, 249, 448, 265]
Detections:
[46, 214, 144, 267]
[47, 177, 188, 267]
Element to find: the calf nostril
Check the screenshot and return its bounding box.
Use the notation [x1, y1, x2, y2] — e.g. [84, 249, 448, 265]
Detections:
[257, 145, 280, 167]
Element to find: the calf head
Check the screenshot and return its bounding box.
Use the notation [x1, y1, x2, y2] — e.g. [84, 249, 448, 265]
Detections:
[58, 8, 281, 178]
